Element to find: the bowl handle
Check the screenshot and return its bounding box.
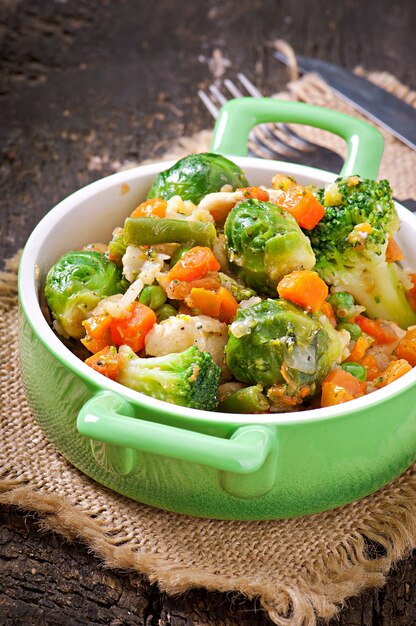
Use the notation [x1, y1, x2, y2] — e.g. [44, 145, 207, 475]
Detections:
[77, 391, 276, 474]
[210, 97, 384, 179]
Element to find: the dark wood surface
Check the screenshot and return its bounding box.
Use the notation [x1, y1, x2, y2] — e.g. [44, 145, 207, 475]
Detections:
[1, 1, 416, 624]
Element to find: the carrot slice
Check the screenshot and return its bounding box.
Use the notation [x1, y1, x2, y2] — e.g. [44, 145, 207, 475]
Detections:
[344, 335, 372, 362]
[130, 197, 167, 218]
[355, 315, 398, 344]
[386, 237, 404, 263]
[185, 286, 238, 323]
[110, 301, 157, 352]
[238, 186, 269, 201]
[81, 314, 113, 354]
[167, 246, 220, 282]
[359, 354, 383, 381]
[272, 183, 325, 229]
[319, 301, 337, 327]
[185, 287, 221, 318]
[407, 273, 416, 311]
[374, 359, 412, 388]
[85, 346, 123, 381]
[217, 287, 239, 323]
[394, 328, 416, 366]
[277, 270, 329, 313]
[321, 368, 366, 407]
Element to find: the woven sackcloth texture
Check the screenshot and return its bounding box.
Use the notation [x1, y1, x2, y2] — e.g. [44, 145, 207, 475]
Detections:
[2, 69, 416, 626]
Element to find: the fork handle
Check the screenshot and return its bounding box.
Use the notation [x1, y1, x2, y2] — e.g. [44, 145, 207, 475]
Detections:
[210, 97, 383, 178]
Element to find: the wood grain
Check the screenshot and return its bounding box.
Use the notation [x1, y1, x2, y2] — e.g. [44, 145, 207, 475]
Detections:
[1, 1, 416, 624]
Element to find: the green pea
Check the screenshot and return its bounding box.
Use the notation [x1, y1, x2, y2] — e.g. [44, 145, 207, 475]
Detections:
[337, 322, 362, 341]
[170, 246, 190, 267]
[156, 304, 177, 322]
[341, 362, 367, 381]
[139, 285, 167, 310]
[328, 292, 356, 322]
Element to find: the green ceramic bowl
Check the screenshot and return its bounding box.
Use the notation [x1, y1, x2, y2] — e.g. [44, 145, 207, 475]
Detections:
[18, 99, 416, 520]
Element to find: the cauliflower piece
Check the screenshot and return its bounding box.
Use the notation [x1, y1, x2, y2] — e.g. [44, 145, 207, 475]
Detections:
[145, 314, 229, 374]
[165, 195, 214, 223]
[122, 245, 169, 283]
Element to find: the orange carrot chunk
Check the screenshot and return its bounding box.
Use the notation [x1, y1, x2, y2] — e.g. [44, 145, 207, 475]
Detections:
[85, 346, 123, 381]
[277, 270, 329, 313]
[272, 181, 325, 229]
[238, 186, 269, 201]
[321, 368, 366, 407]
[319, 301, 337, 327]
[217, 287, 239, 324]
[394, 328, 416, 366]
[354, 315, 398, 344]
[407, 273, 416, 312]
[386, 237, 404, 263]
[359, 354, 383, 381]
[110, 301, 157, 353]
[81, 314, 113, 354]
[130, 197, 167, 219]
[344, 335, 372, 362]
[374, 359, 412, 388]
[185, 287, 221, 318]
[167, 246, 220, 282]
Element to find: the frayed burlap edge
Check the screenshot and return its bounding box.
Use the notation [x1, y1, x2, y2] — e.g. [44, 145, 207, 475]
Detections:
[2, 64, 416, 626]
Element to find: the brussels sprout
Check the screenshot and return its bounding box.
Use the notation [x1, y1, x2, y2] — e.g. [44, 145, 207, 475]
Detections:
[225, 299, 347, 401]
[45, 250, 127, 339]
[224, 199, 316, 295]
[147, 153, 249, 204]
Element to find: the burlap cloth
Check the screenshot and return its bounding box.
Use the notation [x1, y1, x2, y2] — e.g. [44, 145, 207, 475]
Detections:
[2, 59, 416, 626]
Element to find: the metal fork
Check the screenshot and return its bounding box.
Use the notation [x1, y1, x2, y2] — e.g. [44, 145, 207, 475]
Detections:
[198, 73, 343, 171]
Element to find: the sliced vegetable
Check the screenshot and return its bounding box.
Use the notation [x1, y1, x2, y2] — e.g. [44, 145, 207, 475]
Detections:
[168, 246, 220, 282]
[272, 181, 325, 229]
[354, 315, 398, 345]
[85, 346, 123, 380]
[359, 354, 383, 381]
[110, 301, 157, 352]
[81, 314, 113, 354]
[319, 301, 337, 327]
[124, 217, 216, 248]
[238, 186, 269, 201]
[374, 359, 412, 388]
[386, 237, 404, 263]
[277, 270, 328, 313]
[130, 198, 167, 219]
[344, 335, 372, 362]
[394, 327, 416, 366]
[271, 174, 295, 192]
[321, 368, 366, 407]
[185, 286, 238, 324]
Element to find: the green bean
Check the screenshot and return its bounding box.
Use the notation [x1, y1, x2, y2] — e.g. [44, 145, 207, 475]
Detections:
[337, 321, 362, 341]
[124, 218, 216, 248]
[218, 385, 270, 414]
[156, 304, 177, 322]
[139, 285, 167, 310]
[341, 362, 367, 381]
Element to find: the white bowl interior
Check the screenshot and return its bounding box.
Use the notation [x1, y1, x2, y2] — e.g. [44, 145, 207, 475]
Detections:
[19, 156, 416, 424]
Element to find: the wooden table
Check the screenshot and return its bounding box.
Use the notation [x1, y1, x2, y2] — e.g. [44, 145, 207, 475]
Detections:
[1, 1, 416, 623]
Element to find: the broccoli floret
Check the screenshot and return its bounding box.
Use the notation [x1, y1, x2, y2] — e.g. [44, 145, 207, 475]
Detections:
[310, 176, 416, 328]
[117, 345, 221, 410]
